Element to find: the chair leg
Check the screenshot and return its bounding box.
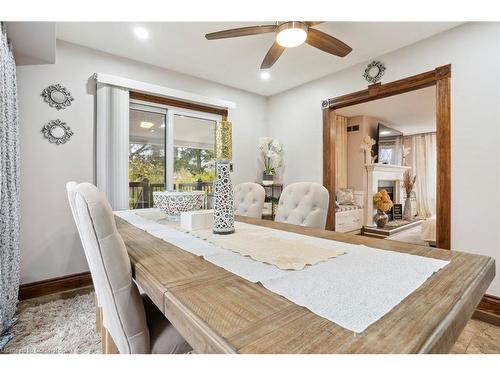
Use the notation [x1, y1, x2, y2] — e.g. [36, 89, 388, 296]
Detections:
[95, 294, 119, 354]
[100, 323, 107, 353]
[94, 294, 102, 333]
[100, 325, 119, 354]
[96, 306, 102, 333]
[104, 329, 119, 354]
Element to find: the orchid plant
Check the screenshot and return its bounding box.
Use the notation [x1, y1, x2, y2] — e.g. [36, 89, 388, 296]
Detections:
[259, 137, 283, 176]
[402, 145, 411, 166]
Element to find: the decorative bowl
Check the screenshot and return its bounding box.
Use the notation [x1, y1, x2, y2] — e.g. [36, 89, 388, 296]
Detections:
[153, 190, 205, 220]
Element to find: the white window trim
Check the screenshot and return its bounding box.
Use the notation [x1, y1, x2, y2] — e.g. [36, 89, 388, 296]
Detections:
[95, 72, 236, 109]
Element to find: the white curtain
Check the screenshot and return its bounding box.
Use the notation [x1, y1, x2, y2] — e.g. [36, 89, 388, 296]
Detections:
[335, 115, 348, 189]
[411, 133, 436, 218]
[0, 23, 20, 348]
[96, 83, 130, 210]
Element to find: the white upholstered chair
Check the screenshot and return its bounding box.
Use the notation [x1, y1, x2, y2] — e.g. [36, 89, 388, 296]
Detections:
[274, 182, 329, 229]
[66, 182, 191, 354]
[233, 182, 266, 218]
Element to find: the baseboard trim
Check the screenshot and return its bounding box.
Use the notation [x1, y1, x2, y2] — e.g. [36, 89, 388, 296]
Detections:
[474, 294, 500, 327]
[19, 271, 93, 301]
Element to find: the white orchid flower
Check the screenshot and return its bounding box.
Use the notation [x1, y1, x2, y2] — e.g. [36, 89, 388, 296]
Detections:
[271, 139, 282, 152]
[258, 136, 273, 149]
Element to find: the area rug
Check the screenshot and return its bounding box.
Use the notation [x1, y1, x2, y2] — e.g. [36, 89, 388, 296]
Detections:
[1, 293, 100, 354]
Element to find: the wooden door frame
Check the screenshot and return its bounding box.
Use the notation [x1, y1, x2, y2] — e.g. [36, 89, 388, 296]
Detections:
[322, 64, 451, 249]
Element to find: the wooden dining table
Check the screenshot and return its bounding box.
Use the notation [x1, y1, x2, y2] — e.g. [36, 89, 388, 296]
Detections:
[115, 214, 495, 354]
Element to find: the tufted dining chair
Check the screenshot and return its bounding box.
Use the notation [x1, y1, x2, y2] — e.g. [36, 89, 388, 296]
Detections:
[66, 182, 191, 354]
[233, 182, 265, 218]
[274, 182, 330, 229]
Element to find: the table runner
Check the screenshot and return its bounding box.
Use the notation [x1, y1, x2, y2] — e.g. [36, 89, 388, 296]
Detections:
[136, 208, 345, 270]
[115, 209, 449, 333]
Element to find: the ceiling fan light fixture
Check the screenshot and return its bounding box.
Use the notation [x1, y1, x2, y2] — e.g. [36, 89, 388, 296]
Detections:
[140, 121, 154, 129]
[276, 22, 307, 48]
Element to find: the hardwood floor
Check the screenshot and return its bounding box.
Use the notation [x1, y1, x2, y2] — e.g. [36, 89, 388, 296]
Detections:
[450, 319, 500, 354]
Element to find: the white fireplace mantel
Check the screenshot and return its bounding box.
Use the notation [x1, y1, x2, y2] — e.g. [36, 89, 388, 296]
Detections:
[363, 163, 411, 226]
[365, 164, 411, 175]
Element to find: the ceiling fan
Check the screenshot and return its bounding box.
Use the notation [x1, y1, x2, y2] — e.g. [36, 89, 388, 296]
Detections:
[205, 21, 352, 69]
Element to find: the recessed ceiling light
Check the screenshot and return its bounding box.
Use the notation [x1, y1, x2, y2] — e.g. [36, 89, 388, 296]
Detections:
[159, 124, 165, 128]
[260, 71, 271, 80]
[140, 121, 154, 129]
[150, 129, 155, 133]
[133, 26, 149, 40]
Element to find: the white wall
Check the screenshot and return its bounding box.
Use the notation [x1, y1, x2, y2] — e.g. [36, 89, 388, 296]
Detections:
[17, 40, 267, 284]
[267, 22, 500, 295]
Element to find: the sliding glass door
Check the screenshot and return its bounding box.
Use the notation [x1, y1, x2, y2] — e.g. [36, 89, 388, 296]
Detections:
[129, 101, 220, 209]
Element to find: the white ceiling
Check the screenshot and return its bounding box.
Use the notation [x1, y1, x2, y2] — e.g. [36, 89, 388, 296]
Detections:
[336, 86, 436, 135]
[7, 22, 56, 65]
[56, 22, 462, 96]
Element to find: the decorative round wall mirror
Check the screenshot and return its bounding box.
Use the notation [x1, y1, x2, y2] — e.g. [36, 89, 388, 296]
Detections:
[363, 61, 386, 84]
[41, 84, 74, 110]
[41, 119, 74, 145]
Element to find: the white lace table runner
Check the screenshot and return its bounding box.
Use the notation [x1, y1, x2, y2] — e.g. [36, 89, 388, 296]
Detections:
[115, 209, 449, 333]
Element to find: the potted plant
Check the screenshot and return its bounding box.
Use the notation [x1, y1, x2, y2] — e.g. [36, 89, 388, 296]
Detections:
[402, 170, 416, 220]
[373, 189, 393, 228]
[259, 137, 283, 186]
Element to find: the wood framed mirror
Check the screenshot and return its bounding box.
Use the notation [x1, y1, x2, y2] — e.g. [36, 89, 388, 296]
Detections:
[322, 65, 451, 249]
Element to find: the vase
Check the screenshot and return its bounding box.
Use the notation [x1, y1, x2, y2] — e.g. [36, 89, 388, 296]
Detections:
[403, 196, 412, 220]
[262, 173, 274, 186]
[374, 209, 388, 228]
[213, 161, 235, 234]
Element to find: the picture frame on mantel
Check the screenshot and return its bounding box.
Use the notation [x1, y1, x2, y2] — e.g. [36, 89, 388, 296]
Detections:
[393, 204, 403, 221]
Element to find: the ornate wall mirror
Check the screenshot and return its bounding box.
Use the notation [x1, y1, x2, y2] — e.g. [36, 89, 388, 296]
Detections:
[363, 61, 386, 84]
[41, 119, 74, 145]
[41, 84, 74, 110]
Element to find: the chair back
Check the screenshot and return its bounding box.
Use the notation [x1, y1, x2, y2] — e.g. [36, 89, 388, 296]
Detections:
[66, 182, 149, 354]
[233, 182, 265, 218]
[275, 182, 329, 229]
[66, 182, 100, 303]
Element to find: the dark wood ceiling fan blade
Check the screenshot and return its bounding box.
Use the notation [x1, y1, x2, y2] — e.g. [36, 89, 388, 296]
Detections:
[205, 25, 277, 40]
[305, 22, 324, 27]
[306, 28, 352, 57]
[260, 42, 285, 69]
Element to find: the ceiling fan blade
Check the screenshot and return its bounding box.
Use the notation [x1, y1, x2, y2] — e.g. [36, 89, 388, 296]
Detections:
[260, 42, 285, 69]
[205, 25, 277, 40]
[305, 21, 324, 27]
[306, 28, 352, 57]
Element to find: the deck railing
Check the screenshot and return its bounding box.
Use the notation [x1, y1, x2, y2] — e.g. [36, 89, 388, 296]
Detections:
[129, 179, 214, 209]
